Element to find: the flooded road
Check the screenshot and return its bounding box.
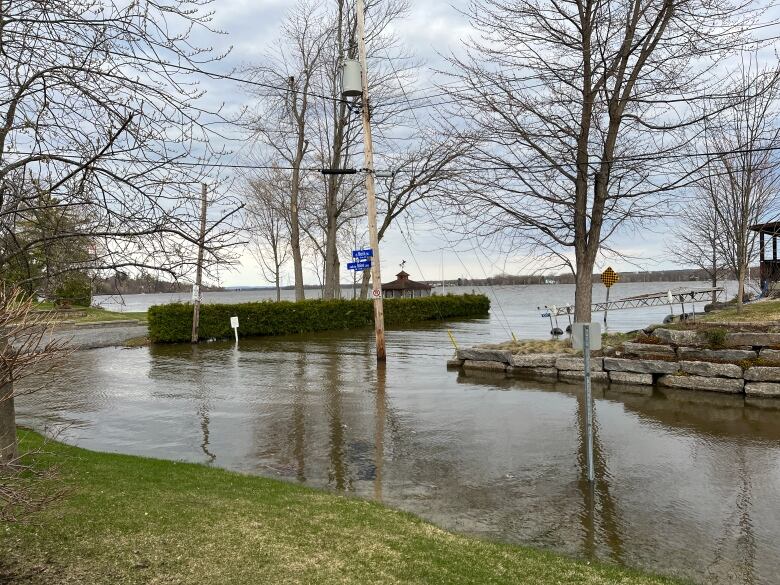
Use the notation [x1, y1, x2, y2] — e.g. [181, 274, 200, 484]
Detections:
[17, 282, 780, 585]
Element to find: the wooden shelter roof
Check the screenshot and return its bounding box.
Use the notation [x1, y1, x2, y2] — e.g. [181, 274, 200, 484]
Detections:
[382, 271, 432, 291]
[751, 221, 780, 235]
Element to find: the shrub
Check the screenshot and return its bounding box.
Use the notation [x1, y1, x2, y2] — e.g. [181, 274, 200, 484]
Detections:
[148, 294, 491, 343]
[704, 327, 727, 349]
[54, 273, 92, 307]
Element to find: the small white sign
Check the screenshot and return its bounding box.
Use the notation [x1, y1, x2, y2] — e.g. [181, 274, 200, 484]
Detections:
[230, 316, 239, 329]
[372, 289, 382, 299]
[571, 322, 602, 351]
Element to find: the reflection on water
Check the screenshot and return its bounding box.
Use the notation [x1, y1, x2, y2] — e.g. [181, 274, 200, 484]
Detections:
[16, 322, 780, 585]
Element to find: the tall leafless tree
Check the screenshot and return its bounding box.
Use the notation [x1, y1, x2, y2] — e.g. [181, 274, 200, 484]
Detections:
[443, 0, 771, 321]
[244, 1, 329, 301]
[705, 57, 780, 309]
[246, 170, 292, 301]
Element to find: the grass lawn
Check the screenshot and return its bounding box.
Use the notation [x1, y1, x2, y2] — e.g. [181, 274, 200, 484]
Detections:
[35, 303, 148, 324]
[697, 298, 780, 323]
[2, 430, 686, 585]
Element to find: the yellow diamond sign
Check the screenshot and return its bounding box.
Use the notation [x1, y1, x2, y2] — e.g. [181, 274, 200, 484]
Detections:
[601, 267, 619, 288]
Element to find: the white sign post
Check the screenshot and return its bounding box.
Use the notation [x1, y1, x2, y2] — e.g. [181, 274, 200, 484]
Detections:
[572, 322, 600, 484]
[230, 316, 239, 343]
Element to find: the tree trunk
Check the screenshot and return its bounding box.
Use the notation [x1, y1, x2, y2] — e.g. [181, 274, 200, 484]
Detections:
[289, 182, 305, 302]
[574, 266, 594, 322]
[360, 269, 370, 300]
[275, 272, 281, 302]
[323, 207, 339, 299]
[0, 381, 17, 464]
[736, 263, 746, 311]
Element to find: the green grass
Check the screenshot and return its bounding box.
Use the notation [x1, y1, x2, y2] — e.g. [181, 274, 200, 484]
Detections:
[2, 430, 686, 585]
[698, 298, 780, 323]
[35, 303, 148, 324]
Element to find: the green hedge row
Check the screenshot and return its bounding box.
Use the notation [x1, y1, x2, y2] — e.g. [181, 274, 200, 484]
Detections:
[148, 294, 490, 343]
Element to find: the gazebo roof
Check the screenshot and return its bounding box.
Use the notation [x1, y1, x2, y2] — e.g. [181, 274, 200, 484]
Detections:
[751, 221, 780, 235]
[382, 271, 432, 291]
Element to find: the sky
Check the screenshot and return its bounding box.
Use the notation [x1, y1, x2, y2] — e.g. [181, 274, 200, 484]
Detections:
[197, 0, 722, 287]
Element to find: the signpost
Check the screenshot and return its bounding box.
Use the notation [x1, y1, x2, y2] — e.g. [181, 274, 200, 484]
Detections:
[347, 259, 372, 271]
[572, 322, 601, 484]
[230, 316, 239, 344]
[352, 249, 373, 259]
[600, 267, 619, 327]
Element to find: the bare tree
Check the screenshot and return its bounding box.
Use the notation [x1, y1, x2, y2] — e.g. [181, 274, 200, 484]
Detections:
[705, 57, 780, 309]
[669, 196, 725, 304]
[244, 1, 330, 301]
[0, 0, 244, 298]
[443, 0, 770, 321]
[1, 288, 69, 465]
[246, 170, 291, 301]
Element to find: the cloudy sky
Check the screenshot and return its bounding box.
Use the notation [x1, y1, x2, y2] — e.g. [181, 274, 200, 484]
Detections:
[199, 1, 688, 287]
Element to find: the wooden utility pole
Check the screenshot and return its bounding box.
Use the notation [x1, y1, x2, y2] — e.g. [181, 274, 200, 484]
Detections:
[356, 0, 386, 361]
[191, 182, 208, 343]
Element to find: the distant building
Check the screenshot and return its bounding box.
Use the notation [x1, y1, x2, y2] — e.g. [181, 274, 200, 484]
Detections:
[381, 271, 432, 298]
[752, 221, 780, 295]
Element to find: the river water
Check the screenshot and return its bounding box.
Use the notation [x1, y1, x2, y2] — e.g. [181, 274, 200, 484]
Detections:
[17, 281, 780, 585]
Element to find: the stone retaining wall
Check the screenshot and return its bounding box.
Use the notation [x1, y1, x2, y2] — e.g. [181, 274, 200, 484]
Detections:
[448, 328, 780, 398]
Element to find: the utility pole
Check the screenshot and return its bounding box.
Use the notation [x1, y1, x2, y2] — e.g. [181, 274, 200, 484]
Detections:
[191, 182, 208, 343]
[356, 0, 386, 361]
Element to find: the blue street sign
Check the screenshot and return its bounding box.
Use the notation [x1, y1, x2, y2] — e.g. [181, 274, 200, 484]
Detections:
[347, 260, 372, 271]
[352, 248, 373, 259]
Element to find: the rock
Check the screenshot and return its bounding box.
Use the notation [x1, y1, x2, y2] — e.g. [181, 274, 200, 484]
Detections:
[554, 356, 603, 371]
[657, 375, 744, 394]
[558, 370, 609, 383]
[621, 342, 675, 357]
[446, 358, 464, 368]
[744, 366, 780, 382]
[759, 348, 780, 362]
[603, 357, 678, 374]
[652, 328, 702, 345]
[677, 347, 757, 361]
[507, 366, 558, 379]
[510, 353, 562, 368]
[457, 348, 512, 363]
[745, 382, 780, 398]
[678, 360, 743, 379]
[608, 384, 653, 396]
[725, 332, 780, 347]
[609, 371, 653, 385]
[463, 360, 507, 372]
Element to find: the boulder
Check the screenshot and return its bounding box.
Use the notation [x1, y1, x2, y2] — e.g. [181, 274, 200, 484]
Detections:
[603, 357, 678, 374]
[679, 360, 743, 379]
[463, 360, 507, 372]
[758, 348, 780, 362]
[745, 382, 780, 398]
[652, 328, 702, 345]
[657, 374, 744, 394]
[558, 370, 609, 383]
[554, 356, 603, 371]
[609, 371, 653, 385]
[744, 366, 780, 382]
[621, 342, 675, 357]
[677, 347, 757, 361]
[507, 366, 558, 379]
[510, 353, 562, 368]
[725, 332, 780, 348]
[457, 348, 512, 363]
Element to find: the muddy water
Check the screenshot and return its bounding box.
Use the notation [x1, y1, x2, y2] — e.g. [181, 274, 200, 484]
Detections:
[17, 305, 780, 585]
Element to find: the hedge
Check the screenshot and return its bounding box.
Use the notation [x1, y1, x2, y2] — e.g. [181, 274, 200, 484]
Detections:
[148, 294, 490, 343]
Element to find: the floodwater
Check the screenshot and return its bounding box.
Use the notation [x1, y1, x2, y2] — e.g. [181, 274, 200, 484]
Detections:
[17, 282, 780, 585]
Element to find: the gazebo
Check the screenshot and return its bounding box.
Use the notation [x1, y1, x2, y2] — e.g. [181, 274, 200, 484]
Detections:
[752, 221, 780, 295]
[382, 271, 432, 299]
